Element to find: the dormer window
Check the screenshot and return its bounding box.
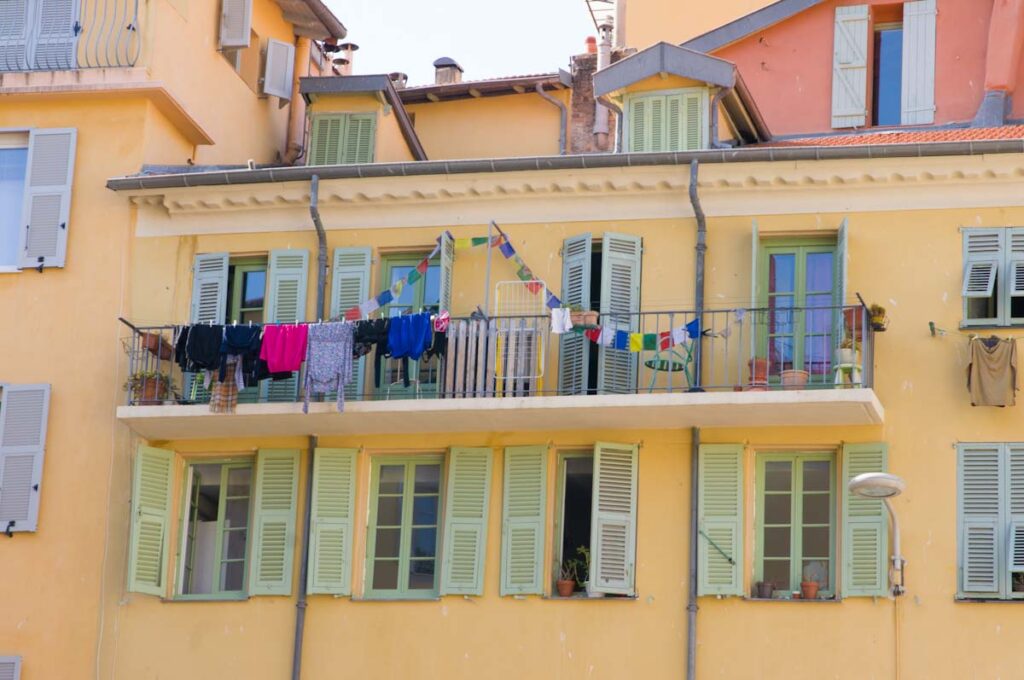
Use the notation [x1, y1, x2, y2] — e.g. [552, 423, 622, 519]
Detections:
[308, 113, 376, 165]
[625, 88, 708, 153]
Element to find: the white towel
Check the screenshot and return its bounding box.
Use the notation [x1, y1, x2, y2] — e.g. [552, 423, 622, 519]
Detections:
[551, 308, 573, 334]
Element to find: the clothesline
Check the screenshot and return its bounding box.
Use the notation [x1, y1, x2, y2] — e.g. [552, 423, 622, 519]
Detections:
[559, 317, 703, 353]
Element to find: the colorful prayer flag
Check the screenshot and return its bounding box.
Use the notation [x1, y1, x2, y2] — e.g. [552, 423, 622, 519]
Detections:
[584, 328, 601, 342]
[525, 280, 543, 295]
[516, 265, 533, 282]
[344, 307, 360, 321]
[471, 237, 489, 247]
[455, 237, 473, 249]
[545, 292, 562, 309]
[686, 318, 700, 339]
[499, 240, 515, 258]
[360, 298, 379, 317]
[659, 331, 673, 350]
[642, 334, 657, 351]
[614, 330, 630, 350]
[416, 259, 429, 274]
[408, 269, 422, 285]
[629, 333, 644, 352]
[377, 290, 393, 306]
[671, 326, 689, 346]
[599, 327, 615, 347]
[391, 279, 405, 298]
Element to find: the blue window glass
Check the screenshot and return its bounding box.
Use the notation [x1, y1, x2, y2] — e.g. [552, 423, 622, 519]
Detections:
[0, 148, 28, 267]
[873, 27, 903, 126]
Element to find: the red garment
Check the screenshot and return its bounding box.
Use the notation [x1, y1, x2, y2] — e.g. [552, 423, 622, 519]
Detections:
[260, 324, 309, 373]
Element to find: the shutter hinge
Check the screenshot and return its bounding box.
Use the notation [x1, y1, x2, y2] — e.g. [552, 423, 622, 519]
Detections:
[74, 21, 82, 35]
[4, 521, 14, 537]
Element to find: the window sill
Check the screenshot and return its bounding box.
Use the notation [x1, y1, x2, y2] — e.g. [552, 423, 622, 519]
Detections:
[955, 596, 1024, 603]
[350, 596, 441, 602]
[959, 323, 1024, 330]
[743, 596, 840, 603]
[162, 594, 250, 603]
[542, 593, 638, 601]
[0, 266, 20, 274]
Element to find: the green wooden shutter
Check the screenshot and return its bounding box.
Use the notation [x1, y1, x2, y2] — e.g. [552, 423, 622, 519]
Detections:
[831, 4, 869, 128]
[249, 449, 300, 596]
[127, 445, 174, 596]
[958, 443, 1002, 597]
[330, 247, 371, 400]
[17, 128, 76, 269]
[308, 448, 357, 595]
[440, 447, 493, 595]
[900, 0, 936, 125]
[0, 384, 50, 533]
[589, 442, 638, 595]
[558, 233, 592, 395]
[628, 97, 646, 152]
[1007, 445, 1024, 591]
[842, 443, 889, 597]
[309, 115, 344, 166]
[263, 249, 309, 402]
[648, 96, 665, 152]
[597, 232, 641, 395]
[683, 92, 703, 150]
[500, 446, 547, 596]
[439, 231, 454, 313]
[666, 94, 682, 151]
[697, 444, 743, 596]
[0, 655, 21, 680]
[190, 253, 229, 323]
[339, 114, 376, 164]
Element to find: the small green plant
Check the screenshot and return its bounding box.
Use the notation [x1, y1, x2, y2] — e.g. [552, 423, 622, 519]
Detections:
[839, 336, 861, 350]
[561, 303, 584, 312]
[559, 559, 578, 583]
[123, 371, 174, 392]
[869, 304, 886, 318]
[574, 545, 591, 587]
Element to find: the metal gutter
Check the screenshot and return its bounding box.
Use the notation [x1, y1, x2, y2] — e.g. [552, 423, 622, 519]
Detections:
[534, 82, 568, 154]
[687, 426, 700, 680]
[292, 434, 318, 680]
[106, 139, 1024, 191]
[399, 73, 565, 104]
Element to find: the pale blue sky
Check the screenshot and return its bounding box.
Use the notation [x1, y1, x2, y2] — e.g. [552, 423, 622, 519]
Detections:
[325, 0, 596, 86]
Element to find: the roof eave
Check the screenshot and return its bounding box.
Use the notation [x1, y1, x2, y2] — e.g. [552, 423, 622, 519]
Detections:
[593, 42, 736, 99]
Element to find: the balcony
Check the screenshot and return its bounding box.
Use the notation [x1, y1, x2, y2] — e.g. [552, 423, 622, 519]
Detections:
[116, 304, 884, 439]
[0, 0, 141, 73]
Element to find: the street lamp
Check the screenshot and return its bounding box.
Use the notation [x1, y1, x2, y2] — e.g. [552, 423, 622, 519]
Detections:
[848, 472, 906, 596]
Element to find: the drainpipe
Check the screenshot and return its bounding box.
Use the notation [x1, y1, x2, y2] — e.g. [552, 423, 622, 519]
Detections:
[687, 426, 700, 680]
[709, 87, 732, 149]
[284, 37, 312, 165]
[309, 175, 328, 320]
[535, 82, 568, 155]
[688, 159, 706, 391]
[291, 435, 318, 680]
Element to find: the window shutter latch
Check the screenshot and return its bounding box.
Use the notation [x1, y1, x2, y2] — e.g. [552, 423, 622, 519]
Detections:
[4, 521, 13, 538]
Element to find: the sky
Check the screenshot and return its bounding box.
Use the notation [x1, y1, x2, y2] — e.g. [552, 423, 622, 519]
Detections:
[324, 0, 597, 87]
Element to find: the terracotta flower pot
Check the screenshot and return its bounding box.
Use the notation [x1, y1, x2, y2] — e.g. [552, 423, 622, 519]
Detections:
[756, 581, 775, 599]
[136, 378, 168, 405]
[142, 332, 173, 360]
[843, 307, 861, 332]
[800, 580, 819, 600]
[748, 358, 769, 384]
[570, 311, 599, 327]
[556, 579, 576, 597]
[781, 369, 810, 389]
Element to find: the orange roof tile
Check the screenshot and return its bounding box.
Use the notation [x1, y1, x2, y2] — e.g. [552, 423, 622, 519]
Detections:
[763, 125, 1024, 147]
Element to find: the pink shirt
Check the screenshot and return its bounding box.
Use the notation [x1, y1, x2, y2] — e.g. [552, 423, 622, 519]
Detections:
[260, 324, 309, 373]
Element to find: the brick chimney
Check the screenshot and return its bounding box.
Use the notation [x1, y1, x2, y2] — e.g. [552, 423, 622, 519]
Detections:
[433, 57, 463, 85]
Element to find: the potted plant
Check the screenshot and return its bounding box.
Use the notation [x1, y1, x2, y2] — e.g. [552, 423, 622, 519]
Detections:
[800, 579, 819, 600]
[748, 356, 769, 388]
[574, 546, 602, 596]
[755, 580, 775, 599]
[557, 559, 578, 597]
[124, 371, 174, 405]
[565, 303, 599, 328]
[141, 332, 173, 360]
[834, 336, 861, 366]
[780, 369, 810, 389]
[800, 562, 825, 600]
[869, 304, 888, 332]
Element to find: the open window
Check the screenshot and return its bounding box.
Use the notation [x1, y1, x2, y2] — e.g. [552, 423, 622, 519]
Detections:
[871, 6, 903, 127]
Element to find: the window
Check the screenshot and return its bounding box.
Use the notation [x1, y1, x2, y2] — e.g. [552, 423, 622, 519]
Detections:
[625, 88, 707, 152]
[377, 253, 441, 398]
[365, 457, 443, 598]
[554, 452, 593, 596]
[0, 0, 78, 72]
[962, 228, 1024, 327]
[0, 145, 27, 268]
[308, 114, 376, 165]
[872, 20, 903, 126]
[755, 453, 835, 598]
[226, 259, 267, 324]
[178, 461, 253, 598]
[0, 656, 21, 680]
[957, 443, 1024, 599]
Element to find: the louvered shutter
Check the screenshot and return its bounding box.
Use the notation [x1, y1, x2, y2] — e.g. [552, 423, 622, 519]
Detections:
[249, 449, 299, 596]
[0, 0, 30, 71]
[684, 92, 704, 150]
[648, 96, 664, 152]
[597, 233, 641, 395]
[219, 0, 252, 49]
[697, 444, 743, 596]
[500, 446, 547, 595]
[628, 97, 646, 152]
[665, 95, 681, 151]
[263, 249, 308, 402]
[330, 247, 371, 400]
[0, 384, 50, 533]
[262, 39, 295, 100]
[831, 5, 869, 128]
[1007, 230, 1024, 303]
[589, 442, 638, 595]
[842, 443, 889, 597]
[0, 656, 21, 680]
[900, 0, 936, 125]
[340, 114, 376, 164]
[750, 219, 760, 364]
[17, 128, 76, 269]
[127, 445, 174, 595]
[189, 253, 229, 323]
[1007, 445, 1024, 593]
[439, 231, 454, 313]
[962, 229, 1001, 313]
[440, 447, 493, 595]
[32, 0, 78, 70]
[958, 444, 1002, 597]
[307, 448, 356, 595]
[309, 116, 343, 166]
[834, 218, 849, 343]
[557, 234, 592, 396]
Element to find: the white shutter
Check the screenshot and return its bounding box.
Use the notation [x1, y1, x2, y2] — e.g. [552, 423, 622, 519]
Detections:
[0, 384, 50, 533]
[18, 128, 76, 269]
[831, 5, 869, 128]
[189, 253, 229, 323]
[263, 249, 309, 402]
[32, 0, 79, 70]
[901, 0, 936, 125]
[219, 0, 252, 49]
[962, 229, 1002, 299]
[0, 656, 22, 680]
[262, 38, 295, 100]
[958, 444, 1002, 597]
[589, 442, 638, 595]
[1007, 230, 1024, 299]
[330, 247, 371, 400]
[0, 0, 30, 71]
[558, 234, 592, 395]
[1008, 445, 1024, 586]
[597, 233, 641, 395]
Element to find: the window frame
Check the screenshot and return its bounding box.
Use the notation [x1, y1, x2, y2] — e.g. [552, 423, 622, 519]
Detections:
[0, 140, 28, 271]
[227, 258, 268, 324]
[552, 450, 594, 594]
[376, 253, 442, 398]
[870, 21, 904, 127]
[753, 451, 837, 599]
[364, 455, 445, 600]
[623, 86, 709, 153]
[962, 227, 1024, 328]
[174, 456, 255, 601]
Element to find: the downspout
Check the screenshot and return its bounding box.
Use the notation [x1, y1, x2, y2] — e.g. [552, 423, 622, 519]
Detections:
[689, 159, 706, 390]
[709, 87, 732, 150]
[284, 37, 313, 165]
[600, 98, 624, 153]
[687, 426, 700, 680]
[293, 176, 328, 680]
[535, 82, 567, 155]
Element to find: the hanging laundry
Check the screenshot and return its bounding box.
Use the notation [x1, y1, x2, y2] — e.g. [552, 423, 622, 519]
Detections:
[260, 324, 309, 373]
[210, 356, 241, 414]
[551, 307, 573, 334]
[185, 324, 224, 371]
[424, 329, 448, 361]
[354, 318, 391, 388]
[389, 312, 433, 360]
[968, 337, 1018, 407]
[220, 325, 261, 382]
[434, 310, 450, 333]
[304, 322, 355, 414]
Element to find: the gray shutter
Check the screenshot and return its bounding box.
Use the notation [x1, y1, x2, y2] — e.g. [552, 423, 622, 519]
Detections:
[249, 449, 300, 596]
[648, 96, 664, 152]
[0, 656, 22, 680]
[1008, 445, 1024, 591]
[0, 384, 50, 533]
[831, 5, 869, 128]
[958, 443, 1002, 597]
[589, 442, 638, 595]
[628, 97, 646, 152]
[557, 234, 592, 395]
[900, 0, 936, 125]
[263, 249, 309, 402]
[0, 0, 30, 71]
[307, 448, 357, 596]
[697, 444, 744, 596]
[1009, 230, 1024, 298]
[440, 447, 493, 596]
[309, 116, 343, 166]
[842, 443, 889, 597]
[597, 232, 641, 395]
[17, 128, 76, 269]
[962, 229, 1003, 326]
[500, 446, 547, 596]
[683, 91, 703, 150]
[330, 247, 371, 400]
[32, 0, 79, 70]
[219, 0, 252, 49]
[439, 231, 454, 313]
[189, 253, 229, 323]
[262, 38, 295, 100]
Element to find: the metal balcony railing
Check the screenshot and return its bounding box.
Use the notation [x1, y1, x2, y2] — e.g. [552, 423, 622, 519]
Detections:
[119, 304, 874, 407]
[0, 0, 141, 72]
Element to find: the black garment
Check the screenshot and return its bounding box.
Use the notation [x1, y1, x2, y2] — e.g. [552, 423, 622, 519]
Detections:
[355, 318, 393, 389]
[220, 325, 262, 382]
[423, 329, 447, 361]
[185, 324, 223, 370]
[174, 326, 193, 371]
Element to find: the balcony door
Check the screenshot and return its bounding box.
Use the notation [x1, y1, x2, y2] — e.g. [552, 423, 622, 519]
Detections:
[377, 254, 441, 400]
[0, 0, 80, 72]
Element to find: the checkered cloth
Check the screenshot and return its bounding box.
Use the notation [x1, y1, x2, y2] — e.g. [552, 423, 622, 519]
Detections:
[209, 357, 240, 413]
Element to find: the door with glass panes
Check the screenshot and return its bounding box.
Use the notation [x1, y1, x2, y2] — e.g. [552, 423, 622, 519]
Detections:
[377, 254, 441, 399]
[226, 259, 266, 403]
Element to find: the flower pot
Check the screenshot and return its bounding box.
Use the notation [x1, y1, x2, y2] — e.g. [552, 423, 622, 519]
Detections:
[871, 315, 887, 332]
[570, 310, 599, 327]
[748, 358, 769, 384]
[781, 369, 810, 389]
[756, 581, 775, 599]
[556, 579, 575, 597]
[843, 307, 861, 332]
[834, 348, 859, 366]
[142, 332, 173, 360]
[135, 378, 168, 405]
[800, 580, 819, 600]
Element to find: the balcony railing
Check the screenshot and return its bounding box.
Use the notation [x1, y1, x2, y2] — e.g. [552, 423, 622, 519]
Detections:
[1, 0, 141, 72]
[119, 304, 874, 407]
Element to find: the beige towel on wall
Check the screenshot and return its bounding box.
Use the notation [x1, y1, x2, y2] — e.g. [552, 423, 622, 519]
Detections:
[968, 338, 1018, 407]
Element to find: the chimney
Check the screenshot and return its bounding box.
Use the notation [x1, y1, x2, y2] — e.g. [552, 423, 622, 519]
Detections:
[389, 72, 409, 89]
[433, 57, 463, 85]
[593, 20, 613, 147]
[973, 0, 1024, 127]
[337, 42, 358, 76]
[332, 57, 349, 76]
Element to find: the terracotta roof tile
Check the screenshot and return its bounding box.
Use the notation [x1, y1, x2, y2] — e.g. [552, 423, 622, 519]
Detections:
[762, 125, 1024, 147]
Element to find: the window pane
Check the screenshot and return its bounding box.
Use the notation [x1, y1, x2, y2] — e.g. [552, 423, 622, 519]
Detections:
[803, 493, 830, 525]
[873, 28, 903, 126]
[413, 496, 438, 526]
[372, 560, 399, 590]
[769, 296, 794, 334]
[226, 467, 251, 497]
[376, 496, 403, 526]
[763, 526, 791, 558]
[804, 335, 832, 376]
[764, 493, 791, 525]
[764, 461, 792, 491]
[389, 266, 416, 306]
[762, 559, 790, 591]
[221, 561, 246, 592]
[802, 461, 831, 492]
[802, 526, 831, 559]
[414, 464, 440, 494]
[805, 252, 833, 292]
[375, 528, 401, 558]
[411, 528, 437, 558]
[379, 465, 404, 494]
[0, 148, 27, 267]
[769, 254, 795, 293]
[242, 270, 266, 308]
[223, 529, 247, 559]
[224, 499, 249, 528]
[424, 264, 441, 306]
[240, 309, 264, 324]
[408, 559, 435, 589]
